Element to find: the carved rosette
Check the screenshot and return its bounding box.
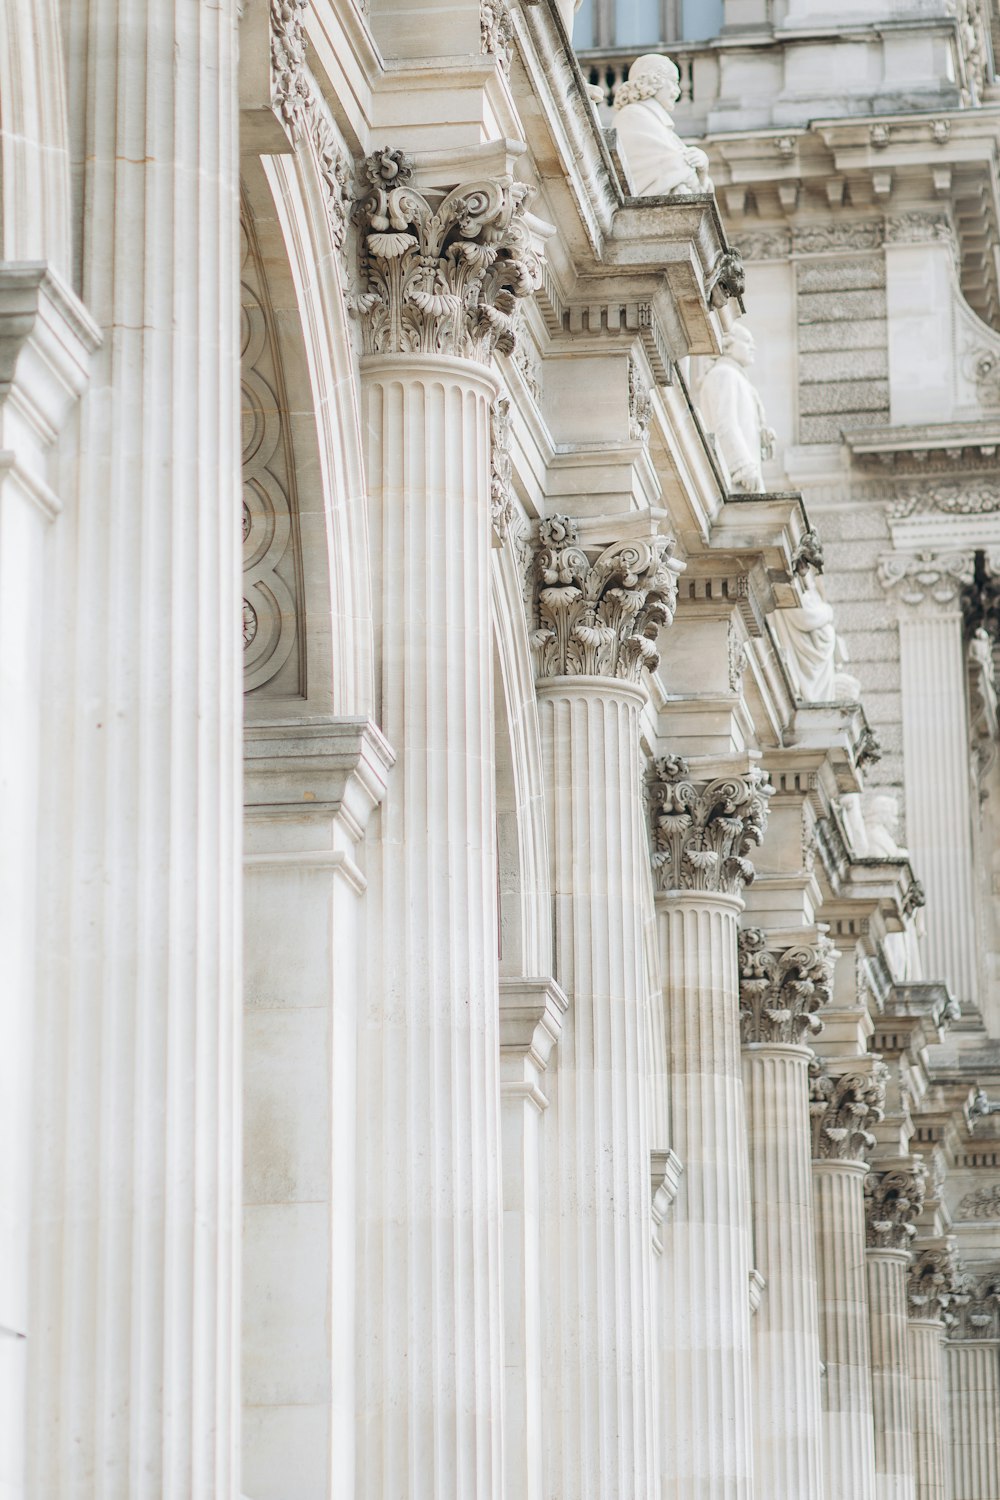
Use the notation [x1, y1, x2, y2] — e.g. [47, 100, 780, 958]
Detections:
[864, 1162, 927, 1250]
[531, 516, 684, 682]
[737, 928, 835, 1045]
[647, 757, 773, 897]
[352, 151, 543, 361]
[949, 1272, 1000, 1340]
[809, 1061, 887, 1162]
[907, 1243, 962, 1323]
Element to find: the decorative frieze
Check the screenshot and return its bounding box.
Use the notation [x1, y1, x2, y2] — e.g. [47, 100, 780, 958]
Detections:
[352, 151, 543, 361]
[809, 1062, 887, 1161]
[877, 550, 976, 607]
[531, 515, 683, 681]
[308, 103, 352, 252]
[737, 928, 835, 1045]
[889, 482, 1000, 519]
[908, 1243, 962, 1322]
[628, 354, 653, 444]
[481, 0, 515, 74]
[864, 1163, 926, 1250]
[270, 0, 309, 132]
[490, 396, 513, 545]
[956, 1182, 1000, 1219]
[647, 758, 773, 896]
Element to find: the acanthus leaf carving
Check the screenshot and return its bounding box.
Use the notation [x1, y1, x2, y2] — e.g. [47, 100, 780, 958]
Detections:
[808, 1061, 887, 1162]
[907, 1242, 962, 1324]
[270, 0, 310, 133]
[490, 396, 513, 545]
[647, 757, 773, 897]
[308, 104, 353, 252]
[889, 484, 1000, 520]
[481, 0, 515, 74]
[628, 354, 653, 444]
[531, 516, 684, 681]
[949, 1271, 1000, 1340]
[352, 151, 543, 362]
[956, 1181, 1000, 1220]
[865, 1162, 927, 1250]
[738, 928, 835, 1045]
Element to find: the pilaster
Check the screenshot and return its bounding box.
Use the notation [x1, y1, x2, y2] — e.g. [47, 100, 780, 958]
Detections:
[738, 925, 832, 1500]
[810, 1059, 888, 1500]
[946, 1273, 1000, 1499]
[649, 753, 772, 1500]
[533, 513, 683, 1500]
[29, 5, 243, 1492]
[907, 1241, 962, 1500]
[354, 145, 542, 1500]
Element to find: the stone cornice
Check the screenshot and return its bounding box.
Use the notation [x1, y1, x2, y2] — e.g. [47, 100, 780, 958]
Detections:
[647, 754, 772, 897]
[243, 716, 395, 840]
[865, 1159, 927, 1251]
[351, 149, 544, 362]
[738, 927, 835, 1046]
[531, 515, 684, 681]
[809, 1058, 888, 1163]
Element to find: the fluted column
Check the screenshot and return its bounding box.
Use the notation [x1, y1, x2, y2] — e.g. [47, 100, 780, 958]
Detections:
[810, 1062, 888, 1500]
[28, 6, 242, 1495]
[650, 754, 773, 1499]
[946, 1274, 1000, 1500]
[738, 928, 833, 1500]
[533, 515, 684, 1500]
[354, 150, 541, 1499]
[908, 1243, 961, 1500]
[865, 1162, 927, 1500]
[878, 554, 978, 1002]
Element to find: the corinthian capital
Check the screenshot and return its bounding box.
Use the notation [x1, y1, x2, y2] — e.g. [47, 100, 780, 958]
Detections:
[737, 929, 835, 1045]
[948, 1271, 1000, 1341]
[907, 1241, 962, 1323]
[865, 1161, 926, 1250]
[647, 757, 772, 896]
[877, 550, 975, 608]
[352, 151, 543, 362]
[809, 1060, 887, 1162]
[531, 516, 684, 681]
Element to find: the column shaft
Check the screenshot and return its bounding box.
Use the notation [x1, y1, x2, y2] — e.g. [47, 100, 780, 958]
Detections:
[814, 1160, 878, 1500]
[909, 1319, 949, 1500]
[947, 1340, 1000, 1499]
[897, 612, 977, 1000]
[29, 4, 242, 1494]
[658, 893, 754, 1498]
[867, 1249, 916, 1500]
[744, 1044, 824, 1498]
[357, 356, 504, 1500]
[539, 679, 656, 1500]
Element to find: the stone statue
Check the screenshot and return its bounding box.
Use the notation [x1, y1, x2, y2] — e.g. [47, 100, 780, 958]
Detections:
[697, 324, 775, 494]
[612, 54, 713, 199]
[774, 575, 838, 700]
[863, 792, 908, 858]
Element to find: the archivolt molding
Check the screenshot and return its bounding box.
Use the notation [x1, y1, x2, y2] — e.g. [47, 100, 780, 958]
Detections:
[864, 1161, 926, 1251]
[530, 515, 683, 682]
[737, 928, 835, 1046]
[241, 205, 303, 694]
[647, 757, 772, 897]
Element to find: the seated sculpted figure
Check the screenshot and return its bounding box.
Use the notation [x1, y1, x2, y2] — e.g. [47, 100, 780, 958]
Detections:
[773, 574, 838, 701]
[697, 323, 775, 493]
[613, 54, 713, 198]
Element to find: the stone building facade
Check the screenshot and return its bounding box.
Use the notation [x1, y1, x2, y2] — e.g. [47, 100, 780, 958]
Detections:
[1, 0, 999, 1497]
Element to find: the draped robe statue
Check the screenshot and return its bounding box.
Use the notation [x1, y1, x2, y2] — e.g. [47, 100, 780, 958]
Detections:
[613, 54, 713, 199]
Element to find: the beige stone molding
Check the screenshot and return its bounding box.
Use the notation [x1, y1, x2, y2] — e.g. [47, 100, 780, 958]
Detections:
[490, 396, 513, 545]
[531, 514, 684, 681]
[864, 1161, 927, 1251]
[877, 549, 976, 608]
[352, 150, 543, 361]
[907, 1241, 962, 1324]
[647, 755, 773, 896]
[809, 1060, 888, 1161]
[737, 927, 835, 1045]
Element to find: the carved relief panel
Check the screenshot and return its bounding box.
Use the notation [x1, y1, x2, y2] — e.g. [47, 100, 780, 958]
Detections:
[240, 202, 303, 694]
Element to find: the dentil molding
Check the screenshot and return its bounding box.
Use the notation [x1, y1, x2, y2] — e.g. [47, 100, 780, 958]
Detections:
[531, 515, 684, 681]
[647, 756, 773, 896]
